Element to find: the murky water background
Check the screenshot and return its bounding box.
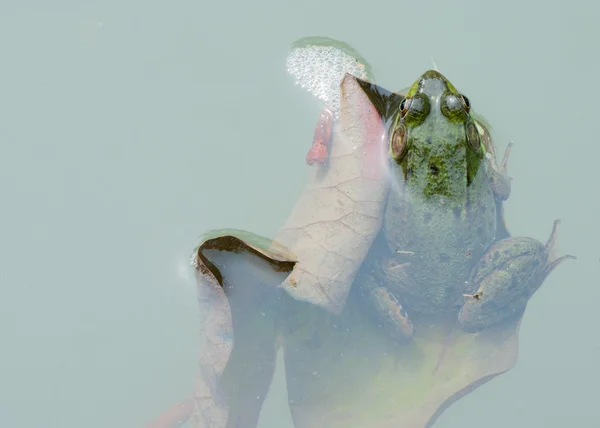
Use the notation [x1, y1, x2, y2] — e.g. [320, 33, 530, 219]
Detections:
[1, 1, 597, 427]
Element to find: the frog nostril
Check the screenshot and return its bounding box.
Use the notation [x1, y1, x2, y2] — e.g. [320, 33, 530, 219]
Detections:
[429, 164, 439, 175]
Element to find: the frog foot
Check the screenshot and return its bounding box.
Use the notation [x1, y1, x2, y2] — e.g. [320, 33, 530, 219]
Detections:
[458, 219, 575, 333]
[486, 142, 512, 201]
[542, 219, 578, 281]
[368, 286, 415, 340]
[358, 263, 414, 342]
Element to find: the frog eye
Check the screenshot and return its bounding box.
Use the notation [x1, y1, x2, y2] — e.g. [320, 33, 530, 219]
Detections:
[400, 94, 430, 125]
[391, 124, 408, 162]
[461, 95, 471, 113]
[441, 92, 468, 122]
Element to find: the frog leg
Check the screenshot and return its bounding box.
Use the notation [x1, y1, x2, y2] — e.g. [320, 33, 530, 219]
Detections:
[458, 220, 575, 333]
[487, 142, 512, 201]
[476, 119, 512, 201]
[494, 200, 511, 240]
[356, 255, 415, 342]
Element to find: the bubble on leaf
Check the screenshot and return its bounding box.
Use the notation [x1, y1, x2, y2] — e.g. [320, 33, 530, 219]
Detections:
[286, 38, 374, 119]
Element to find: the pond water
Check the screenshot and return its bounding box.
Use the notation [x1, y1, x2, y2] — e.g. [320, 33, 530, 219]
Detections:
[0, 1, 596, 427]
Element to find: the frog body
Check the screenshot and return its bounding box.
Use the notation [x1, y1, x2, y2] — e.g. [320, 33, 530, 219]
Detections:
[356, 70, 573, 340]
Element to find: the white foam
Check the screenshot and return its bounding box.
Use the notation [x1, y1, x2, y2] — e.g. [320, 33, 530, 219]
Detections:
[286, 45, 371, 119]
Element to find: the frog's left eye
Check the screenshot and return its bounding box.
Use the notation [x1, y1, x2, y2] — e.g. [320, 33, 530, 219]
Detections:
[441, 92, 468, 122]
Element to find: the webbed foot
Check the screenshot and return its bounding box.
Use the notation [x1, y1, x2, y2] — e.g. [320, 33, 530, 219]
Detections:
[357, 268, 414, 342]
[458, 220, 575, 332]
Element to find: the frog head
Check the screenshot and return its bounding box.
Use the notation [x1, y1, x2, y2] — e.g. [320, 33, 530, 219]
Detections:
[389, 70, 484, 199]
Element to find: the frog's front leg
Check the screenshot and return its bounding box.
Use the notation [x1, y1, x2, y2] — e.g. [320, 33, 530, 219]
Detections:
[487, 142, 512, 201]
[476, 120, 512, 201]
[458, 220, 575, 333]
[356, 259, 414, 342]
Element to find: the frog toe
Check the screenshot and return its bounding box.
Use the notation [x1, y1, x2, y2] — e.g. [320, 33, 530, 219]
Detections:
[361, 285, 414, 341]
[542, 219, 577, 280]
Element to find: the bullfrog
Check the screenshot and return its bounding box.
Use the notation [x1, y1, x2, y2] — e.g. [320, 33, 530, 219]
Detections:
[356, 70, 573, 341]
